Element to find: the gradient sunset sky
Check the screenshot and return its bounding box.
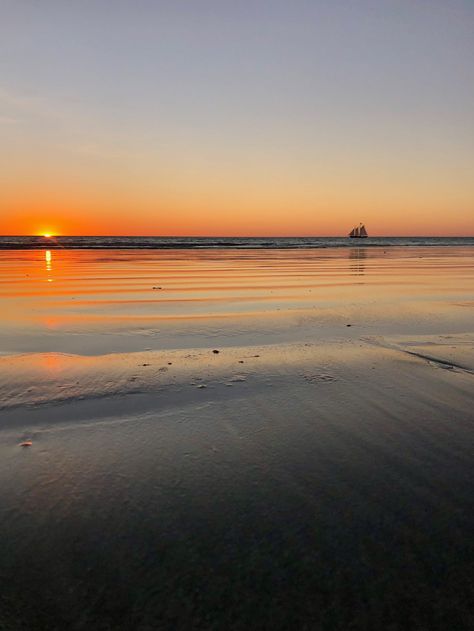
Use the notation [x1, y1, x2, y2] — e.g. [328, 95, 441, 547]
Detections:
[1, 1, 473, 236]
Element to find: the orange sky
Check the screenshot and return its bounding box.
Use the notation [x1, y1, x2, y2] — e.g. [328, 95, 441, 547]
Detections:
[3, 197, 473, 237]
[2, 166, 472, 236]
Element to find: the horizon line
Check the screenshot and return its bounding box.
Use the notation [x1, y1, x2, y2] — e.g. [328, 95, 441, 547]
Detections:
[1, 234, 474, 239]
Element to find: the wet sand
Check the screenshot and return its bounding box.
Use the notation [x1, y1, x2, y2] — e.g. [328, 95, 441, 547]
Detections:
[0, 247, 473, 629]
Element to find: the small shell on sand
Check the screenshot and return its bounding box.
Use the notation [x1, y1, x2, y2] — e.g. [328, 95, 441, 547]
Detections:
[20, 441, 32, 447]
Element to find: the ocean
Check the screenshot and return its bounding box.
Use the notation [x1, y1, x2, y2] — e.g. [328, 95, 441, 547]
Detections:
[0, 235, 473, 249]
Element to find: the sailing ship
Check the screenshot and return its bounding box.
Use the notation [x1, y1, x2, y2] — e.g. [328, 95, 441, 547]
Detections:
[349, 223, 368, 238]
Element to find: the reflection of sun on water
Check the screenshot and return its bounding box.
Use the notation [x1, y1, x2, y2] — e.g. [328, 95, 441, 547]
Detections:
[45, 249, 53, 281]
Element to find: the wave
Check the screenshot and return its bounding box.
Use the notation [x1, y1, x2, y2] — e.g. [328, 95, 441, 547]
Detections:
[0, 236, 473, 249]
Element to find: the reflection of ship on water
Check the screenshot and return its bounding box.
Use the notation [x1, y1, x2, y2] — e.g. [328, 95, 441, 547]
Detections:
[349, 223, 368, 238]
[349, 248, 366, 276]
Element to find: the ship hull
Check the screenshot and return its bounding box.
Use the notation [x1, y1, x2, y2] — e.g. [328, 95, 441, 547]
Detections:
[349, 235, 368, 238]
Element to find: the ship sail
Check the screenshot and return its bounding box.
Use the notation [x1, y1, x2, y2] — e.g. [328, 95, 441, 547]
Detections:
[349, 223, 368, 238]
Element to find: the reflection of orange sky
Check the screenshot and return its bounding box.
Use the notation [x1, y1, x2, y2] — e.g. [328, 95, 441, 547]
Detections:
[39, 353, 63, 372]
[1, 246, 473, 341]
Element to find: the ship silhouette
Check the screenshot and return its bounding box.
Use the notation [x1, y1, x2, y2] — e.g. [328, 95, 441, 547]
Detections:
[349, 223, 368, 238]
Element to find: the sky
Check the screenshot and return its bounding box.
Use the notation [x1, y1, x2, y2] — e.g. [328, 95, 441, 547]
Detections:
[0, 0, 473, 236]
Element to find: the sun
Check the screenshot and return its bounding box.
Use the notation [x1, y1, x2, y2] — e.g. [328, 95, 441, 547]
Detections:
[38, 228, 57, 238]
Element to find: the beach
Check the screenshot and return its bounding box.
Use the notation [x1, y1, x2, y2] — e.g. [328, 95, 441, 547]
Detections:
[1, 245, 473, 629]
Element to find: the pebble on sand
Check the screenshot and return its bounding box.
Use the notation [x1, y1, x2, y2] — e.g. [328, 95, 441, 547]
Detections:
[20, 441, 32, 447]
[212, 350, 220, 354]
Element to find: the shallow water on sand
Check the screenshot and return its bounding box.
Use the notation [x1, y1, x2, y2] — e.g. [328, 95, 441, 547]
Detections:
[0, 247, 473, 630]
[0, 246, 473, 356]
